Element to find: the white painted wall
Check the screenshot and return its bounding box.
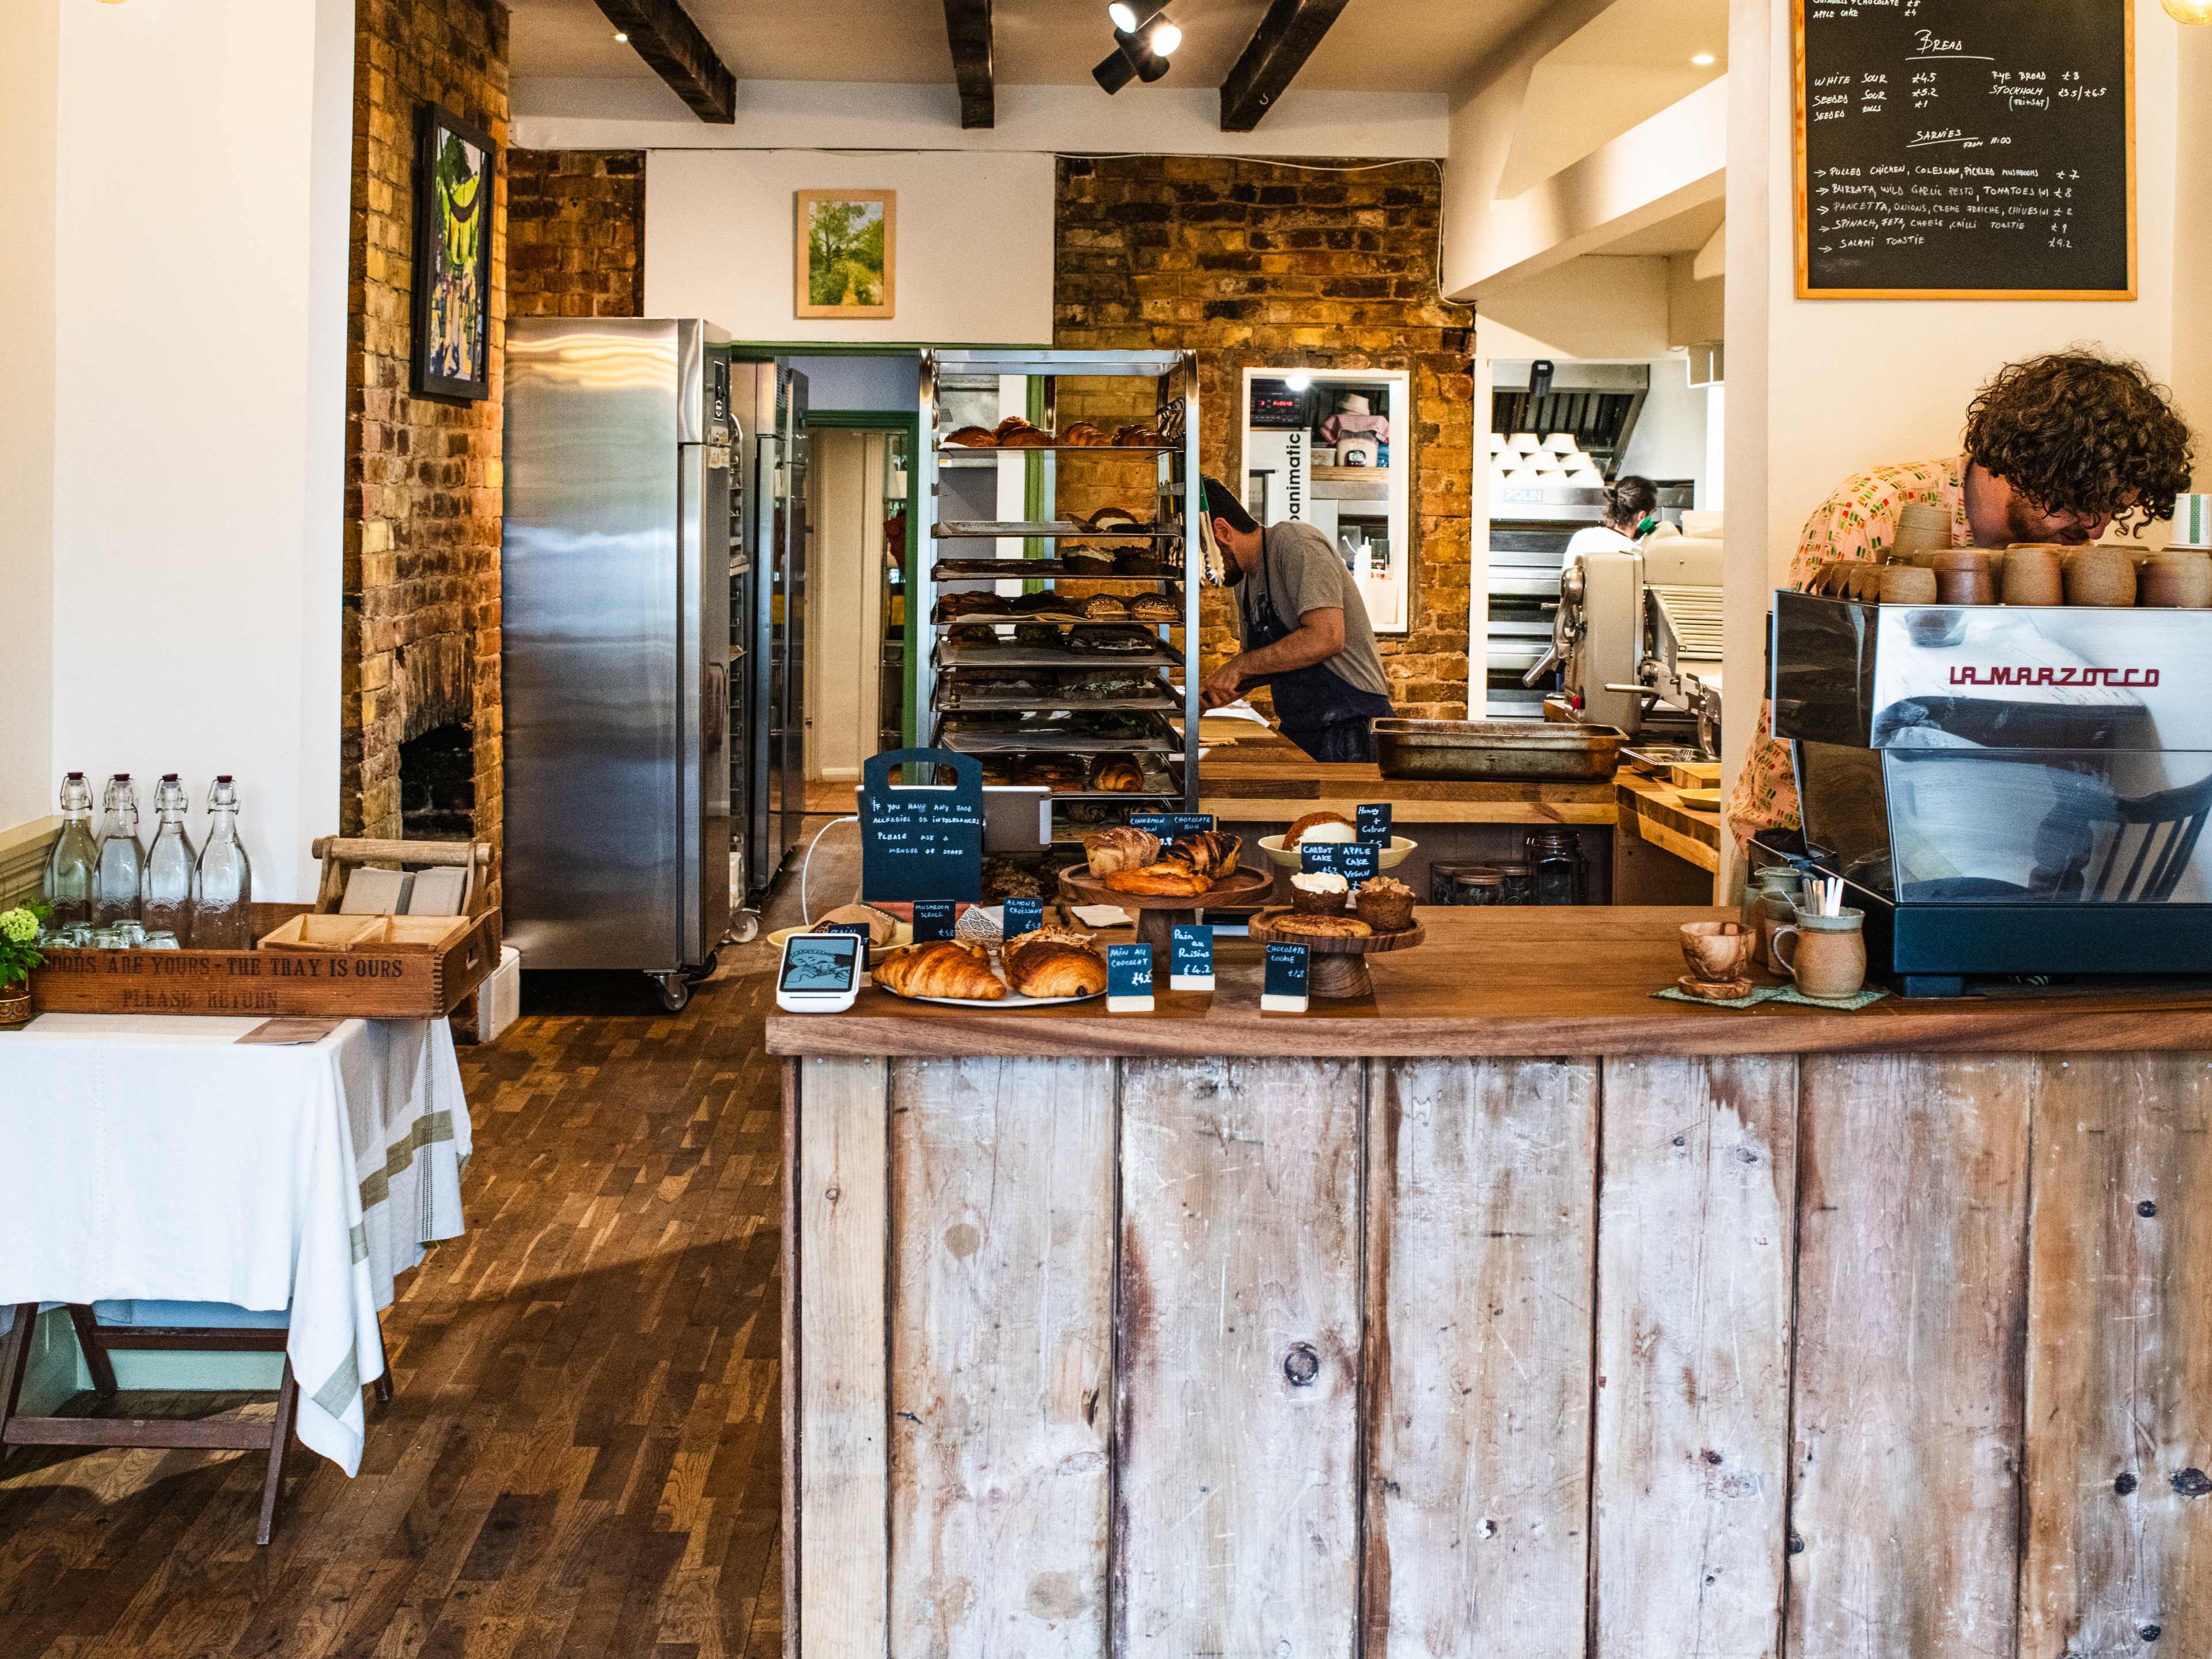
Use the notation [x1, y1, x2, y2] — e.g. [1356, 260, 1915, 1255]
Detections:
[515, 77, 1449, 158]
[646, 150, 1055, 345]
[1498, 63, 1719, 196]
[1619, 358, 1710, 499]
[2170, 27, 2212, 484]
[0, 2, 59, 834]
[1476, 256, 1674, 361]
[46, 0, 353, 902]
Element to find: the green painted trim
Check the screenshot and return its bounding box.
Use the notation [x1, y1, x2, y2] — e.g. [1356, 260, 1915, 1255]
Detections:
[806, 410, 925, 746]
[1022, 380, 1050, 581]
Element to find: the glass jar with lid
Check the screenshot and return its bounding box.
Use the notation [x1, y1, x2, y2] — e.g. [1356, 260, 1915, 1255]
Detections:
[1429, 861, 1498, 906]
[1495, 861, 1537, 906]
[1451, 870, 1507, 907]
[1524, 830, 1586, 905]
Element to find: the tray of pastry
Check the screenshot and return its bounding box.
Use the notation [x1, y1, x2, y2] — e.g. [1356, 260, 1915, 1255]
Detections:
[931, 522, 1180, 541]
[968, 754, 1185, 797]
[936, 666, 1176, 713]
[935, 594, 1183, 628]
[937, 634, 1181, 670]
[931, 555, 1178, 581]
[937, 710, 1179, 756]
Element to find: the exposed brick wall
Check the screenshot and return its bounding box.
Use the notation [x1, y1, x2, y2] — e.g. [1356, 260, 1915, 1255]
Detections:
[343, 0, 509, 897]
[508, 150, 645, 318]
[1054, 157, 1475, 721]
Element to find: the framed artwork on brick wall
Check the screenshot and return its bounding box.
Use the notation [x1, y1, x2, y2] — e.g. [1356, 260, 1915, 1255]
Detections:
[412, 103, 497, 402]
[794, 190, 896, 320]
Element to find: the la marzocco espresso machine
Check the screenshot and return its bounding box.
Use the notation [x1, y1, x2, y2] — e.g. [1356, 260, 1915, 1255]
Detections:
[1770, 590, 2212, 997]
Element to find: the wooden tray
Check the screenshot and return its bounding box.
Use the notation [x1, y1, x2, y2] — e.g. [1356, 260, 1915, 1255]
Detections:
[260, 912, 475, 953]
[1056, 863, 1272, 948]
[1247, 906, 1426, 998]
[29, 903, 501, 1019]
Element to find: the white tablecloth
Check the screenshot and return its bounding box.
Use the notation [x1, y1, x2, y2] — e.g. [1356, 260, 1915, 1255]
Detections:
[0, 1014, 471, 1475]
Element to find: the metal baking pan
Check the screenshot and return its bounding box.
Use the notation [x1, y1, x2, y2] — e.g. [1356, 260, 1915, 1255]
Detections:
[1373, 718, 1626, 782]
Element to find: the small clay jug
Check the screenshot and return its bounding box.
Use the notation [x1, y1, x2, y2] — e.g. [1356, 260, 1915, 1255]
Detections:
[2065, 545, 2138, 607]
[1878, 565, 1938, 605]
[2140, 548, 2212, 608]
[1771, 908, 1868, 1000]
[2001, 543, 2065, 606]
[1681, 920, 1757, 984]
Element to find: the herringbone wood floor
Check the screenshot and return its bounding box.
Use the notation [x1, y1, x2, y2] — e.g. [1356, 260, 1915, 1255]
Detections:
[0, 951, 792, 1659]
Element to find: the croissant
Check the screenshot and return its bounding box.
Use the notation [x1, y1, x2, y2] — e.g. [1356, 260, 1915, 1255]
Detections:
[1104, 862, 1210, 897]
[1059, 422, 1107, 446]
[1084, 825, 1160, 876]
[873, 941, 1006, 1001]
[1003, 936, 1108, 999]
[1001, 427, 1054, 448]
[944, 426, 998, 447]
[1113, 424, 1162, 448]
[994, 415, 1035, 438]
[1092, 760, 1144, 793]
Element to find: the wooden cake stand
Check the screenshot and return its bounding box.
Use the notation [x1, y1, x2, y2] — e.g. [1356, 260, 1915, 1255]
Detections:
[1056, 864, 1273, 950]
[1246, 906, 1426, 999]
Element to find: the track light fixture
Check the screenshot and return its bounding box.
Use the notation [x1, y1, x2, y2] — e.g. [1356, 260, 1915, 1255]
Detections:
[1093, 5, 1181, 94]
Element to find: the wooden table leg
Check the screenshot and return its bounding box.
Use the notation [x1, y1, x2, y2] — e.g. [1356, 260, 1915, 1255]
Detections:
[1308, 954, 1374, 999]
[1132, 908, 1193, 952]
[257, 1357, 298, 1546]
[65, 1305, 118, 1397]
[0, 1304, 37, 1454]
[372, 1315, 393, 1406]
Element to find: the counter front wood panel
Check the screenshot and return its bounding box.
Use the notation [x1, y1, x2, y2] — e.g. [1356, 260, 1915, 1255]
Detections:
[786, 1033, 2212, 1656]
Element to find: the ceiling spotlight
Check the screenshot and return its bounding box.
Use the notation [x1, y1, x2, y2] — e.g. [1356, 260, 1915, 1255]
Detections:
[1108, 2, 1140, 30]
[1690, 51, 1715, 65]
[614, 31, 628, 41]
[1093, 12, 1178, 93]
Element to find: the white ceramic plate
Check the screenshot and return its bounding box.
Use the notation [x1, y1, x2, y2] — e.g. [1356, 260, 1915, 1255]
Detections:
[902, 986, 1105, 1009]
[1256, 834, 1416, 871]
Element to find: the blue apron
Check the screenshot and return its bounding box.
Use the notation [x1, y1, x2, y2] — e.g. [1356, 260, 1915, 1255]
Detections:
[1241, 543, 1396, 763]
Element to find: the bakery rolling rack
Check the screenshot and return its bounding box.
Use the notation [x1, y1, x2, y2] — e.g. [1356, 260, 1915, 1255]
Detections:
[917, 348, 1203, 840]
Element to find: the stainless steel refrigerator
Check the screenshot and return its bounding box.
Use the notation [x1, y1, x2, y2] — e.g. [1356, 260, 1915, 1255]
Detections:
[505, 317, 772, 1011]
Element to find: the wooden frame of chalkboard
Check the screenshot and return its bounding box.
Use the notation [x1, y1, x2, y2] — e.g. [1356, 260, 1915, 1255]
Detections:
[1792, 0, 2135, 301]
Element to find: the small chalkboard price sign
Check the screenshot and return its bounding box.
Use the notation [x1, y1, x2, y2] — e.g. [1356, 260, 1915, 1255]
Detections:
[911, 901, 956, 943]
[1130, 813, 1215, 846]
[859, 748, 983, 903]
[1793, 0, 2135, 300]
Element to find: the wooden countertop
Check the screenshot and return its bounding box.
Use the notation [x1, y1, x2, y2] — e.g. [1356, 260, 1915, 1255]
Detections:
[1196, 733, 1617, 827]
[768, 906, 2212, 1059]
[1615, 771, 1722, 872]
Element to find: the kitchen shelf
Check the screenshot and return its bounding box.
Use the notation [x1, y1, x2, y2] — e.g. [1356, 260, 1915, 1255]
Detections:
[933, 559, 1177, 581]
[930, 520, 1179, 540]
[938, 639, 1183, 671]
[922, 347, 1202, 815]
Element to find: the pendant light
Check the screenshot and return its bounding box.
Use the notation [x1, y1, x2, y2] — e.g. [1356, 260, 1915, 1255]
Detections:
[2162, 0, 2212, 20]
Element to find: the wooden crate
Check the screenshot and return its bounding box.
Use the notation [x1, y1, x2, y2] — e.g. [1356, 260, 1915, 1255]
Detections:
[29, 903, 502, 1019]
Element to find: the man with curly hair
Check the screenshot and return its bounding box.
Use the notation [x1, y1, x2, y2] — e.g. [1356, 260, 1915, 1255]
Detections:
[1727, 349, 2196, 844]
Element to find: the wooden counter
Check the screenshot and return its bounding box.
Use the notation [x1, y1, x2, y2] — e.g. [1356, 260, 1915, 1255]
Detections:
[1196, 733, 1618, 827]
[775, 908, 2212, 1658]
[1616, 770, 1722, 872]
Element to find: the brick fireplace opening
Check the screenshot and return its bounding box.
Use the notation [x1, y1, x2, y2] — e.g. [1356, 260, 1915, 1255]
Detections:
[399, 724, 478, 841]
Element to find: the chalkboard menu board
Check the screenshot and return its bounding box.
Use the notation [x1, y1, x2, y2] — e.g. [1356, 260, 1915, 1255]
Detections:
[1794, 0, 2134, 299]
[859, 748, 983, 903]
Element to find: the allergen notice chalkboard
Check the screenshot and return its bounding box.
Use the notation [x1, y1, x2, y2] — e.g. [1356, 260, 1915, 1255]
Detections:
[1794, 0, 2134, 300]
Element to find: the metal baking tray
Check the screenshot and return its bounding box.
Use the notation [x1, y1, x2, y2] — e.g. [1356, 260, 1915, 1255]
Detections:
[931, 522, 1180, 541]
[937, 640, 1181, 669]
[933, 560, 1178, 581]
[935, 713, 1180, 756]
[1373, 718, 1627, 782]
[935, 685, 1176, 714]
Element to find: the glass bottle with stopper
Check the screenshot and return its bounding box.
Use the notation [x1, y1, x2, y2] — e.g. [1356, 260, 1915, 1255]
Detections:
[43, 771, 100, 929]
[194, 775, 254, 949]
[93, 774, 145, 927]
[142, 773, 198, 942]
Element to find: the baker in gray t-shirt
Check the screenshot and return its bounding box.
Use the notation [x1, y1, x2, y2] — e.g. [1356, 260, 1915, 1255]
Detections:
[1199, 475, 1396, 763]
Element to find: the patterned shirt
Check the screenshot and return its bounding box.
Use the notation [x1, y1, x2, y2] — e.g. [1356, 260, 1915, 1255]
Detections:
[1725, 456, 1972, 843]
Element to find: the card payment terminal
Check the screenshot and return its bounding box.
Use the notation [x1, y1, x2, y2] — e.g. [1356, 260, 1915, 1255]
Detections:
[777, 931, 863, 1014]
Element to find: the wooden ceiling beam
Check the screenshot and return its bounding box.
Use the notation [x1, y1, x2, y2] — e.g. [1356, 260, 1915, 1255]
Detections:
[942, 0, 995, 129]
[595, 0, 737, 125]
[1219, 0, 1349, 132]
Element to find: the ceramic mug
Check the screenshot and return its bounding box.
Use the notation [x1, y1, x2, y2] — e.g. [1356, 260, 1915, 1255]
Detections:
[1771, 907, 1868, 1000]
[1680, 919, 1757, 984]
[2140, 548, 2212, 609]
[2065, 545, 2138, 607]
[1878, 565, 1938, 605]
[1932, 549, 1994, 605]
[2001, 543, 2065, 607]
